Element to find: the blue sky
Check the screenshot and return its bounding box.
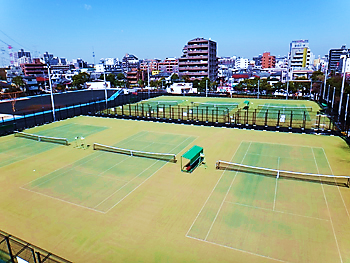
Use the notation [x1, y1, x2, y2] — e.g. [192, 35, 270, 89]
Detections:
[0, 0, 349, 63]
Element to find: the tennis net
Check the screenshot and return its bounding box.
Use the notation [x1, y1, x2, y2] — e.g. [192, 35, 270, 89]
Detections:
[258, 105, 313, 112]
[142, 100, 180, 106]
[216, 160, 350, 187]
[14, 131, 69, 145]
[93, 143, 177, 162]
[194, 102, 238, 108]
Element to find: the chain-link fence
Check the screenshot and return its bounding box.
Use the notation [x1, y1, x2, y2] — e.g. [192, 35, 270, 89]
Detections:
[98, 102, 339, 135]
[0, 230, 71, 263]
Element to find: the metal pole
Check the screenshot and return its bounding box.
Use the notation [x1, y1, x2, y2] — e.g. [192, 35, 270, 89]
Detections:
[338, 56, 347, 117]
[345, 94, 349, 122]
[331, 87, 335, 110]
[48, 64, 56, 121]
[206, 80, 208, 97]
[257, 79, 260, 99]
[327, 84, 330, 103]
[103, 64, 107, 109]
[286, 81, 289, 100]
[309, 80, 312, 99]
[322, 65, 328, 100]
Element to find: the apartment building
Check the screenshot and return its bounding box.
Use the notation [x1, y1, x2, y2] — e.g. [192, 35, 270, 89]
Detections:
[140, 59, 160, 72]
[158, 58, 179, 74]
[261, 52, 276, 69]
[289, 40, 314, 70]
[328, 45, 350, 73]
[20, 58, 46, 76]
[14, 49, 31, 66]
[235, 58, 249, 69]
[178, 38, 218, 81]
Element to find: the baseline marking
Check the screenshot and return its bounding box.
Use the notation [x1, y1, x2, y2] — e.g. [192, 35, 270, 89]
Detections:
[186, 235, 287, 263]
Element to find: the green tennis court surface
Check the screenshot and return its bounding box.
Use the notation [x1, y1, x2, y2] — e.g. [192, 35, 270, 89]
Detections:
[187, 141, 349, 263]
[257, 103, 312, 121]
[1, 115, 349, 263]
[22, 131, 195, 213]
[0, 123, 107, 168]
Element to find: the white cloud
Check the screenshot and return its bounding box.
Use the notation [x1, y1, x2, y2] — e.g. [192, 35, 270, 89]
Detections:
[84, 4, 92, 10]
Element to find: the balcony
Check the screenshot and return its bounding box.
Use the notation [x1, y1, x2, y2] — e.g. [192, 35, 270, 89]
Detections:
[187, 43, 209, 49]
[187, 49, 208, 54]
[179, 67, 208, 71]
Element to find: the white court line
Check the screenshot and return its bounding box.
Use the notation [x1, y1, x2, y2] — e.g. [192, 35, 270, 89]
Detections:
[204, 142, 252, 241]
[186, 235, 287, 263]
[226, 201, 329, 222]
[96, 136, 195, 212]
[23, 130, 149, 187]
[20, 187, 105, 214]
[246, 152, 315, 160]
[241, 140, 325, 150]
[322, 148, 350, 222]
[273, 157, 280, 211]
[312, 148, 343, 263]
[185, 141, 244, 237]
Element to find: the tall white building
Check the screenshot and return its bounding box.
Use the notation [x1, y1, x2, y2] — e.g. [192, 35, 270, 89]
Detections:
[288, 40, 314, 70]
[235, 58, 249, 69]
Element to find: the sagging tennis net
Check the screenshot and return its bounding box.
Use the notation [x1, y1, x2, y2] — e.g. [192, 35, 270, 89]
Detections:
[93, 143, 177, 162]
[14, 131, 69, 145]
[216, 160, 350, 187]
[258, 105, 313, 112]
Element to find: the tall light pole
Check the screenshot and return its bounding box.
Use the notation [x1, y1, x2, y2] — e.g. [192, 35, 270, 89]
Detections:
[338, 53, 348, 118]
[322, 62, 328, 100]
[103, 61, 108, 109]
[332, 87, 336, 110]
[206, 79, 208, 97]
[47, 61, 56, 122]
[309, 79, 312, 99]
[345, 94, 349, 122]
[257, 79, 260, 99]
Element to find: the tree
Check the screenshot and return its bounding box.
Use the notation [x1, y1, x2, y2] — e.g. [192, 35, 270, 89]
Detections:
[171, 74, 179, 82]
[193, 79, 200, 89]
[12, 76, 24, 90]
[181, 75, 190, 83]
[199, 77, 211, 93]
[138, 79, 145, 88]
[72, 72, 90, 89]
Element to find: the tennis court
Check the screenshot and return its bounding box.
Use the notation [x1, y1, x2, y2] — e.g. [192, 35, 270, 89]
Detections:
[21, 130, 195, 213]
[0, 123, 107, 168]
[257, 103, 312, 121]
[187, 141, 350, 263]
[0, 115, 349, 262]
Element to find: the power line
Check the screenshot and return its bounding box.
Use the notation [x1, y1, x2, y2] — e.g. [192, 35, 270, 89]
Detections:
[0, 29, 30, 51]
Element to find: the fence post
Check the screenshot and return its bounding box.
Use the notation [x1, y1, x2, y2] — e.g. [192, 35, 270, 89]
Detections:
[289, 112, 293, 129]
[5, 235, 15, 263]
[33, 111, 37, 126]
